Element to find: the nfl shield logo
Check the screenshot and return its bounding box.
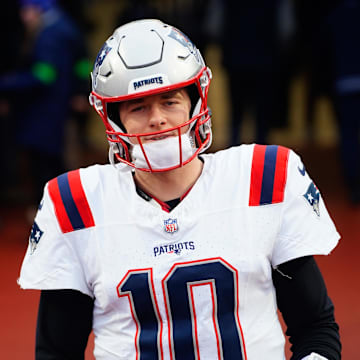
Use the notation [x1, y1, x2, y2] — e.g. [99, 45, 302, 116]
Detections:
[164, 218, 179, 234]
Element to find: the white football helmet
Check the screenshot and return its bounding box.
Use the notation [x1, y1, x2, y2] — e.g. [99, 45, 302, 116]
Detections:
[89, 19, 212, 172]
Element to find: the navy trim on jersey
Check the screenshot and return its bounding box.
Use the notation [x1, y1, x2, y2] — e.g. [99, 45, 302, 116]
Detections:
[249, 144, 289, 206]
[57, 173, 86, 230]
[260, 145, 278, 205]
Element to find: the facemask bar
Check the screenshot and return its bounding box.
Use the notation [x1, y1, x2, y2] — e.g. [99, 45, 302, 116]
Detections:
[107, 108, 211, 172]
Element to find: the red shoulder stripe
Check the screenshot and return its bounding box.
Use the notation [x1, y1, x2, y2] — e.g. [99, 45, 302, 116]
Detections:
[48, 170, 95, 233]
[272, 146, 290, 204]
[48, 177, 73, 233]
[68, 170, 95, 228]
[249, 144, 266, 206]
[249, 145, 290, 206]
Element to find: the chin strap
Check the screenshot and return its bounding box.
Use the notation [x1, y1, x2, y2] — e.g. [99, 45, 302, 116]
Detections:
[301, 353, 328, 360]
[108, 144, 127, 169]
[108, 144, 117, 168]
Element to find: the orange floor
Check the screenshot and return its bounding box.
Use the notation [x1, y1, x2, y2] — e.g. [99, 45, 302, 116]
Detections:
[1, 146, 359, 359]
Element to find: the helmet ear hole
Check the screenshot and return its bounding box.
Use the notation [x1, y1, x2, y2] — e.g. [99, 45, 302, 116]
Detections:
[186, 84, 200, 117]
[107, 102, 126, 131]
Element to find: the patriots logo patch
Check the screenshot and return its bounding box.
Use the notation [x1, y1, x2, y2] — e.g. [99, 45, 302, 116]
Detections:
[303, 182, 320, 217]
[29, 221, 44, 254]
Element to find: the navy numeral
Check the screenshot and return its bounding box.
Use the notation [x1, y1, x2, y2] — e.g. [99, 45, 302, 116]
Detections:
[117, 269, 163, 359]
[117, 258, 246, 360]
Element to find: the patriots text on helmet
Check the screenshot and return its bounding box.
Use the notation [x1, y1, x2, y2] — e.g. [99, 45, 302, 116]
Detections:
[133, 76, 163, 90]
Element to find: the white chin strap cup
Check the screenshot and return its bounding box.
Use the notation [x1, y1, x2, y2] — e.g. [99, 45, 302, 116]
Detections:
[131, 133, 195, 170]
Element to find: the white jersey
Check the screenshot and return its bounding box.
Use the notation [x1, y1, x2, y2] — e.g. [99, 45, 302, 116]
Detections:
[18, 144, 340, 360]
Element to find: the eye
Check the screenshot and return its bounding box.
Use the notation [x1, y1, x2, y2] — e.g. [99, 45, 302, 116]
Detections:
[165, 99, 178, 106]
[130, 105, 144, 112]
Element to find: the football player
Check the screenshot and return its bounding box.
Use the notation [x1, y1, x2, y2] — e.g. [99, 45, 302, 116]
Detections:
[18, 19, 341, 359]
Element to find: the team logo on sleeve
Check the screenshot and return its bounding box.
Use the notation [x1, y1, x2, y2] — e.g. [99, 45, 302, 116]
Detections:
[164, 218, 179, 234]
[303, 182, 320, 216]
[29, 221, 44, 254]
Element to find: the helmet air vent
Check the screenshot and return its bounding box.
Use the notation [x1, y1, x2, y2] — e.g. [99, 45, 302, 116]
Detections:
[118, 30, 164, 69]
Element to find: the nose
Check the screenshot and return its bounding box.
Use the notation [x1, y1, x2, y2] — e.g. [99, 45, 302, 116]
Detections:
[148, 104, 167, 128]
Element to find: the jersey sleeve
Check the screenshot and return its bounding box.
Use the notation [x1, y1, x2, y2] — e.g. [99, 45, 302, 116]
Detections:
[271, 150, 340, 267]
[18, 170, 95, 298]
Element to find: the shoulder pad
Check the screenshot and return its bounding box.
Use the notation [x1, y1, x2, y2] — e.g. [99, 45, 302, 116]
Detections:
[48, 169, 95, 233]
[249, 145, 290, 206]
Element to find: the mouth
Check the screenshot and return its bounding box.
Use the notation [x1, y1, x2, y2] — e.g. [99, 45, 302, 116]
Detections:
[145, 134, 173, 142]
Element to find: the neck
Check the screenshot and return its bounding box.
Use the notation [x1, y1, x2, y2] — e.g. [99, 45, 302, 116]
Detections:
[133, 157, 203, 202]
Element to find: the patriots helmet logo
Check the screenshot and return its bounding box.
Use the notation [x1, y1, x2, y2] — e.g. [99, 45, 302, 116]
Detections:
[303, 182, 320, 216]
[29, 221, 44, 254]
[92, 43, 112, 87]
[168, 28, 201, 63]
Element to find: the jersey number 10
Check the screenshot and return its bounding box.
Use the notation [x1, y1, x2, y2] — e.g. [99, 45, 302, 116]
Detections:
[117, 258, 247, 360]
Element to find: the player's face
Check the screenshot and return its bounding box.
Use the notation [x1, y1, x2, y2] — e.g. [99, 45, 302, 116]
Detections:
[118, 89, 191, 144]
